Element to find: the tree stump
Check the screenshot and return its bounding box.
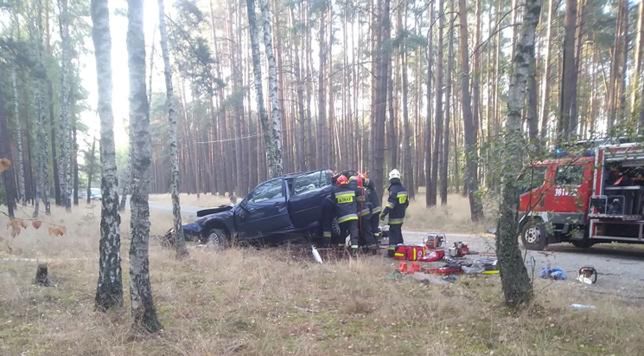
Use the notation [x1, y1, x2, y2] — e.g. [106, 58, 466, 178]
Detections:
[35, 263, 50, 286]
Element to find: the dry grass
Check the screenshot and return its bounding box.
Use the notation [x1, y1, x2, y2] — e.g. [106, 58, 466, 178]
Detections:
[403, 193, 497, 233]
[1, 197, 643, 355]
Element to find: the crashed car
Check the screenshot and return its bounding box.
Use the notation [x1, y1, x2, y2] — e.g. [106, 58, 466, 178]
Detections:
[183, 170, 335, 246]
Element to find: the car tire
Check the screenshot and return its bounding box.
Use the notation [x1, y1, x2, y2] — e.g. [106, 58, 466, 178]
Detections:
[521, 219, 548, 251]
[204, 228, 229, 249]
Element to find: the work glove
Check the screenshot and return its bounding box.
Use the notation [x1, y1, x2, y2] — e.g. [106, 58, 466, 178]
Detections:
[380, 213, 386, 221]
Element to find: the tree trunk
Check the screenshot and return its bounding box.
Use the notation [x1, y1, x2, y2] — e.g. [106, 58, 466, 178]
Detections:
[86, 137, 96, 204]
[559, 0, 577, 141]
[159, 0, 188, 259]
[430, 0, 444, 207]
[57, 0, 73, 211]
[72, 117, 79, 206]
[539, 0, 554, 141]
[633, 1, 643, 128]
[317, 4, 329, 169]
[127, 0, 161, 333]
[400, 4, 414, 199]
[372, 0, 391, 201]
[425, 2, 434, 207]
[497, 0, 540, 307]
[247, 0, 281, 178]
[91, 0, 123, 312]
[0, 85, 17, 218]
[11, 69, 26, 205]
[441, 0, 454, 206]
[458, 0, 484, 222]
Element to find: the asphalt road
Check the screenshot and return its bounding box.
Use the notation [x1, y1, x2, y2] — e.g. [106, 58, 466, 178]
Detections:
[403, 230, 644, 299]
[164, 203, 644, 300]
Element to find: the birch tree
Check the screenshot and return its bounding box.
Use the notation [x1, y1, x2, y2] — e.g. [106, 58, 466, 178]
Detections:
[91, 0, 123, 312]
[159, 0, 188, 258]
[127, 0, 162, 332]
[496, 0, 541, 307]
[260, 0, 284, 177]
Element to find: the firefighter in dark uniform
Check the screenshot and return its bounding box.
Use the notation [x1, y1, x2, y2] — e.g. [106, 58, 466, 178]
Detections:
[350, 173, 378, 251]
[333, 174, 360, 254]
[380, 169, 409, 257]
[364, 177, 381, 242]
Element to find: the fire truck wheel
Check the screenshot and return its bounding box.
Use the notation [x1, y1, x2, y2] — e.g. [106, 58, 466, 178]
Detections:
[521, 220, 547, 250]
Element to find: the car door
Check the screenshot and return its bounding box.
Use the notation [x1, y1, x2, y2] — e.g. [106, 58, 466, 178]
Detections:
[235, 178, 293, 238]
[288, 171, 333, 228]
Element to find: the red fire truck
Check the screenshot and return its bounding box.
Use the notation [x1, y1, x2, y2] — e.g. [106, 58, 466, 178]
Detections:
[518, 142, 644, 250]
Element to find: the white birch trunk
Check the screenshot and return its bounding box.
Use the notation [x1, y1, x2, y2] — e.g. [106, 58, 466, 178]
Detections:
[158, 0, 188, 258]
[91, 0, 123, 311]
[127, 0, 161, 332]
[259, 0, 284, 176]
[496, 0, 541, 306]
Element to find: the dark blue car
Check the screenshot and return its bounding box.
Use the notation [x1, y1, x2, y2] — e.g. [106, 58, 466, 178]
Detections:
[183, 170, 334, 246]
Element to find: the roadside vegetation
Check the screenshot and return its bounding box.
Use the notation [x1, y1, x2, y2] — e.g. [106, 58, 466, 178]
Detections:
[2, 197, 643, 355]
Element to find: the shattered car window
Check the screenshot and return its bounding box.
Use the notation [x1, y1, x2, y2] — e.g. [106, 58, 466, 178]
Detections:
[293, 171, 324, 195]
[250, 179, 284, 203]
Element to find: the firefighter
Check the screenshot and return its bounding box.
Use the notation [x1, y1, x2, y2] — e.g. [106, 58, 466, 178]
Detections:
[333, 174, 360, 254]
[380, 169, 409, 257]
[364, 177, 381, 242]
[351, 174, 378, 251]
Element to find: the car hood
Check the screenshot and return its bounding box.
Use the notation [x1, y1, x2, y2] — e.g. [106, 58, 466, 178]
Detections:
[183, 206, 235, 235]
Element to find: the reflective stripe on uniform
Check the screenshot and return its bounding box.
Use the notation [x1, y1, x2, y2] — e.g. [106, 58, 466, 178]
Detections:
[385, 202, 395, 209]
[371, 206, 382, 214]
[396, 192, 408, 204]
[323, 231, 332, 238]
[338, 213, 358, 223]
[335, 191, 355, 204]
[389, 218, 404, 224]
[359, 208, 370, 217]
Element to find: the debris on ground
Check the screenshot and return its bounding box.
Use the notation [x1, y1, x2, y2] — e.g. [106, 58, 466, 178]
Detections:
[570, 303, 596, 310]
[540, 267, 567, 280]
[577, 266, 597, 284]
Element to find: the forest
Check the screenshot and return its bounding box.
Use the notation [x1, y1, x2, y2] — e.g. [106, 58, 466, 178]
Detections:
[0, 0, 643, 220]
[0, 0, 643, 345]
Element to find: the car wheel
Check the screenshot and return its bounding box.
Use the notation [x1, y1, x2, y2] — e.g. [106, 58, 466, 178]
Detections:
[204, 228, 229, 249]
[521, 220, 547, 251]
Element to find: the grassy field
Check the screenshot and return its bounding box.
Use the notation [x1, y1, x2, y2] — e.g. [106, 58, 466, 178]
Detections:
[1, 196, 643, 355]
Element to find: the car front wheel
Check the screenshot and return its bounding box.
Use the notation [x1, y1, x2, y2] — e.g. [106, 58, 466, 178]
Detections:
[521, 220, 548, 251]
[204, 228, 229, 249]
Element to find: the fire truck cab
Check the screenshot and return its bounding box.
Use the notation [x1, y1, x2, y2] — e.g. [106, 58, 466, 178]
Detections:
[518, 143, 644, 250]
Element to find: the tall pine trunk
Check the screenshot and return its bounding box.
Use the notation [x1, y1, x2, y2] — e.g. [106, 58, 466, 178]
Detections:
[497, 0, 541, 307]
[57, 0, 73, 211]
[430, 0, 444, 207]
[127, 0, 161, 332]
[559, 0, 577, 141]
[424, 2, 434, 207]
[0, 83, 17, 218]
[441, 0, 454, 206]
[11, 69, 26, 205]
[92, 0, 123, 312]
[400, 4, 414, 199]
[458, 0, 484, 222]
[539, 0, 554, 141]
[158, 0, 188, 258]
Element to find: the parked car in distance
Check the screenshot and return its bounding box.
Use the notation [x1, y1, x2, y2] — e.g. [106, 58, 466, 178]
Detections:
[183, 170, 334, 246]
